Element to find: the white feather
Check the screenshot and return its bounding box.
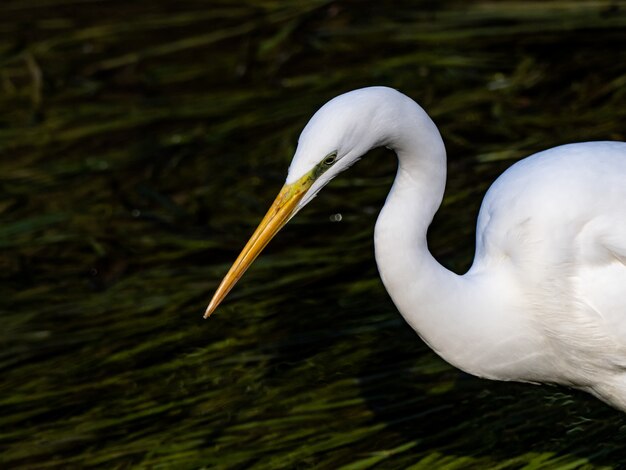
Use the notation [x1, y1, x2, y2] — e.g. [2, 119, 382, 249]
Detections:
[288, 87, 626, 410]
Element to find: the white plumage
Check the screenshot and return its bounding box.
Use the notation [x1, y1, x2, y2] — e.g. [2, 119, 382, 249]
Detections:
[206, 87, 626, 411]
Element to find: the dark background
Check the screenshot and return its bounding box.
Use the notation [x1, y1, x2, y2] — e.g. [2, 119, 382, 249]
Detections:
[1, 1, 626, 468]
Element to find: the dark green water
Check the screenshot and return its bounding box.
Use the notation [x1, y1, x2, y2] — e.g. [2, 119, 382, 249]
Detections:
[2, 1, 626, 468]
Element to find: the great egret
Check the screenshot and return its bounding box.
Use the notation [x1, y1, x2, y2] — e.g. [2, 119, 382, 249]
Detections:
[205, 87, 626, 411]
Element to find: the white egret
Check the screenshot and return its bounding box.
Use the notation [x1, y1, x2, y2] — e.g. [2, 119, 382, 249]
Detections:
[205, 87, 626, 411]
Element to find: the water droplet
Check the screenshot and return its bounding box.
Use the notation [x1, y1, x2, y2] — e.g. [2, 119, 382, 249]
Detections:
[329, 213, 342, 222]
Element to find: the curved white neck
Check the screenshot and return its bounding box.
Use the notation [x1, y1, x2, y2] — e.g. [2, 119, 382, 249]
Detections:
[372, 103, 527, 376]
[373, 108, 459, 354]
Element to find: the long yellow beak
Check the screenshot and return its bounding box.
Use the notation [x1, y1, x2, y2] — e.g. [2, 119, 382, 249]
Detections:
[204, 171, 315, 318]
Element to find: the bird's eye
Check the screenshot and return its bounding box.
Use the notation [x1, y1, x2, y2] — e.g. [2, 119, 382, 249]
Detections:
[323, 153, 337, 166]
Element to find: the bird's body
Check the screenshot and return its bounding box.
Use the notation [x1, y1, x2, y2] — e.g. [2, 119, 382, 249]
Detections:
[376, 139, 626, 409]
[206, 87, 626, 411]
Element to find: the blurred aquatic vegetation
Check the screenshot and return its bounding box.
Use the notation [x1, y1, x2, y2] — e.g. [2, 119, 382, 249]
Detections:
[1, 0, 626, 468]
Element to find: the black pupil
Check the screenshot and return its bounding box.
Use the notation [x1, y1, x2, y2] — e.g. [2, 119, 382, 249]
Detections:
[324, 155, 336, 165]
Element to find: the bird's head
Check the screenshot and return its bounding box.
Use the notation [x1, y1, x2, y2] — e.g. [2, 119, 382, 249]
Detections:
[204, 87, 409, 317]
